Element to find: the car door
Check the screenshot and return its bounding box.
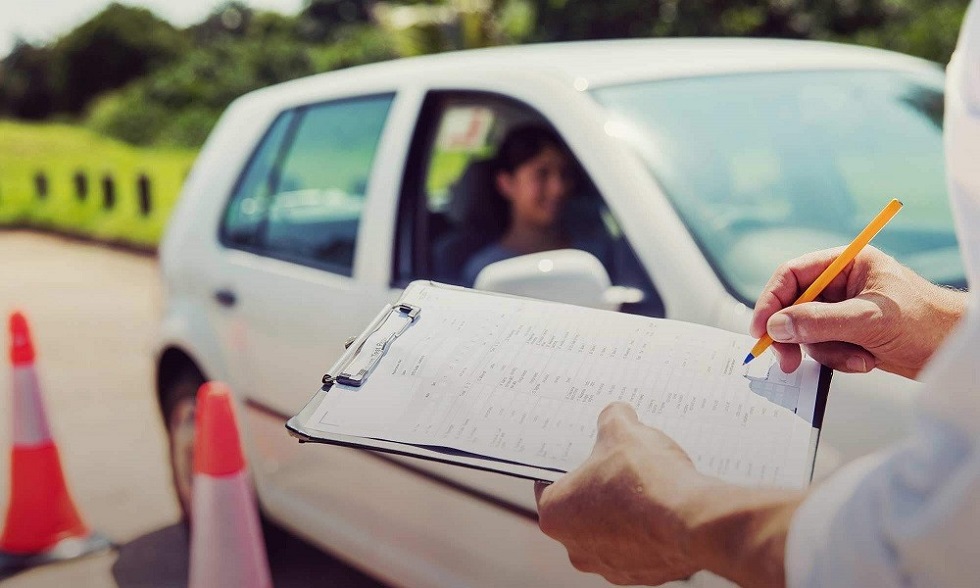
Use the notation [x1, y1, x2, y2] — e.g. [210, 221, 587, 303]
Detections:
[217, 93, 398, 420]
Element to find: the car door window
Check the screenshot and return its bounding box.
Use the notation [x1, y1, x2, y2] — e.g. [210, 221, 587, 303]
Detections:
[221, 94, 394, 276]
[422, 103, 505, 284]
[265, 95, 393, 275]
[397, 92, 664, 317]
[425, 105, 496, 212]
[221, 111, 296, 248]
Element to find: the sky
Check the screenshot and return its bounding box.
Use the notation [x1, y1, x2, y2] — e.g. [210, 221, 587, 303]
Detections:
[0, 0, 307, 58]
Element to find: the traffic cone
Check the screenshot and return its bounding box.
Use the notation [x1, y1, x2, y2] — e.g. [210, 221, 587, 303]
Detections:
[189, 382, 272, 588]
[0, 312, 111, 574]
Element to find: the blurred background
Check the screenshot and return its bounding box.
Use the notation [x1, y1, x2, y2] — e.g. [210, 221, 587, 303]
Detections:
[0, 3, 971, 587]
[0, 0, 971, 250]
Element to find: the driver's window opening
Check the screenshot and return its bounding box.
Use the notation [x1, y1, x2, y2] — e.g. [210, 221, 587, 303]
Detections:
[416, 95, 664, 318]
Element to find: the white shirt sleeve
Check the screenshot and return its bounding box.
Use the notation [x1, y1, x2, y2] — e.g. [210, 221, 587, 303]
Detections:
[786, 419, 980, 587]
[786, 3, 980, 584]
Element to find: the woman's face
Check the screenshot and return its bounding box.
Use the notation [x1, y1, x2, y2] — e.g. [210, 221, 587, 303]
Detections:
[496, 145, 573, 229]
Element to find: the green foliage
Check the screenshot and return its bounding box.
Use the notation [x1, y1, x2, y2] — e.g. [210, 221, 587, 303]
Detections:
[497, 1, 535, 40]
[374, 0, 969, 63]
[834, 1, 969, 63]
[527, 0, 656, 40]
[0, 0, 973, 151]
[645, 0, 969, 64]
[373, 0, 532, 56]
[0, 42, 58, 119]
[300, 0, 374, 42]
[85, 14, 396, 147]
[308, 25, 397, 71]
[51, 3, 188, 114]
[0, 120, 196, 247]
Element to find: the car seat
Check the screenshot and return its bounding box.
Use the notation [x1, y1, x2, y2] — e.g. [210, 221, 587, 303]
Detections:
[430, 158, 509, 284]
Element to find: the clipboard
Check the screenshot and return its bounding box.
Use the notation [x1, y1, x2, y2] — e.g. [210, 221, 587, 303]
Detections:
[286, 295, 568, 481]
[286, 281, 832, 485]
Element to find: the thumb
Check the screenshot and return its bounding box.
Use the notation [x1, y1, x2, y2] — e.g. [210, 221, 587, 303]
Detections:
[595, 402, 639, 449]
[767, 297, 881, 347]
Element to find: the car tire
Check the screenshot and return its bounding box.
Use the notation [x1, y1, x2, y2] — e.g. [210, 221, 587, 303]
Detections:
[161, 367, 205, 523]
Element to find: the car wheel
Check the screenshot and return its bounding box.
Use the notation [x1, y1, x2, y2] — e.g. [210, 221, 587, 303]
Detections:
[162, 368, 204, 522]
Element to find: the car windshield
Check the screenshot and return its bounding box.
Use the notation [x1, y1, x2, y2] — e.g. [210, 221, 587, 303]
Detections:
[592, 69, 964, 304]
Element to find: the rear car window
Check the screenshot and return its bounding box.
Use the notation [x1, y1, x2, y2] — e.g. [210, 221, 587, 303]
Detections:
[221, 94, 394, 276]
[221, 110, 295, 248]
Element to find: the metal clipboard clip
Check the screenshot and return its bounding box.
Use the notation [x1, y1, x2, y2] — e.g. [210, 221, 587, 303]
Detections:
[326, 303, 421, 388]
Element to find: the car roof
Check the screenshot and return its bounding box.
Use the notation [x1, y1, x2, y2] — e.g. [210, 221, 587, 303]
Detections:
[247, 37, 940, 105]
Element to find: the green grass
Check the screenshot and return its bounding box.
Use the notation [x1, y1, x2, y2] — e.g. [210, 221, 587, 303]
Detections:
[0, 120, 198, 249]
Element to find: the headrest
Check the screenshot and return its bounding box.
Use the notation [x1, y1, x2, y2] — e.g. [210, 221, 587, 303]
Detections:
[445, 158, 509, 232]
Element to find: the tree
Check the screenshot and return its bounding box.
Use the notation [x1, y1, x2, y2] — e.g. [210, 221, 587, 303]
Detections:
[0, 41, 57, 119]
[51, 3, 188, 114]
[522, 0, 968, 63]
[373, 0, 532, 56]
[187, 2, 254, 44]
[527, 0, 657, 40]
[299, 0, 375, 42]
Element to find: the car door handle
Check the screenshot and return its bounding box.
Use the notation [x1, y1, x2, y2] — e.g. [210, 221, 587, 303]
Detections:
[214, 288, 237, 307]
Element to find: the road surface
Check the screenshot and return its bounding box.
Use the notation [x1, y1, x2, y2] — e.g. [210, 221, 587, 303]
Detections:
[0, 230, 385, 588]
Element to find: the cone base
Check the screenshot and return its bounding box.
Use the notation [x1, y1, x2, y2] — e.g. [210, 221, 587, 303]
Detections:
[0, 531, 112, 576]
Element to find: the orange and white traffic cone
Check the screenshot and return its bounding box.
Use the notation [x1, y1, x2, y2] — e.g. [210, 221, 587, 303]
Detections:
[0, 312, 111, 573]
[189, 382, 272, 588]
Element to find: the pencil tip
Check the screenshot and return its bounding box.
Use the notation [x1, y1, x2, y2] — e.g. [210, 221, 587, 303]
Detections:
[742, 353, 754, 365]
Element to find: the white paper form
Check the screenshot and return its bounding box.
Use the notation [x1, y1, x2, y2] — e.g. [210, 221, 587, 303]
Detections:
[305, 282, 824, 489]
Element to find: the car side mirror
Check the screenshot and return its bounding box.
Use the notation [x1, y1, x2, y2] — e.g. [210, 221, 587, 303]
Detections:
[473, 249, 644, 311]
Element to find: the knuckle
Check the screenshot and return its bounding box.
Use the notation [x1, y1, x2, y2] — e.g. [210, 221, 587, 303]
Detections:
[606, 444, 631, 469]
[856, 301, 884, 325]
[605, 445, 646, 484]
[791, 306, 829, 340]
[790, 314, 811, 339]
[774, 261, 794, 279]
[764, 274, 790, 301]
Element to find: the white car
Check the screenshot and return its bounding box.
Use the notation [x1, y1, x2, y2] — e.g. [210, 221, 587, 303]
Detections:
[157, 38, 962, 587]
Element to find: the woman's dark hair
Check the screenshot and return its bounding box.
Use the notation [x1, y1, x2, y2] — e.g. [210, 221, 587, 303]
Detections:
[493, 124, 569, 174]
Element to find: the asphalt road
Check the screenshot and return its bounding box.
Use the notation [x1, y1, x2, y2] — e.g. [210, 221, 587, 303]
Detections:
[0, 231, 385, 588]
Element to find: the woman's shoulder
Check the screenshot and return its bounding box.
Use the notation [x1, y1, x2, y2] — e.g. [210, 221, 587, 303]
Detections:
[463, 242, 518, 286]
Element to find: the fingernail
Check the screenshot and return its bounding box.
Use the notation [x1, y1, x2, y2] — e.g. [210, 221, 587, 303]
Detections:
[846, 356, 868, 372]
[768, 314, 795, 342]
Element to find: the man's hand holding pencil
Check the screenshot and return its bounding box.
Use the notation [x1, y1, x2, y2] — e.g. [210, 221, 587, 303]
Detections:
[750, 245, 967, 380]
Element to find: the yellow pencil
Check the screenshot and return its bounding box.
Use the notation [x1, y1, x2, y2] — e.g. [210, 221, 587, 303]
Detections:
[743, 198, 904, 365]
